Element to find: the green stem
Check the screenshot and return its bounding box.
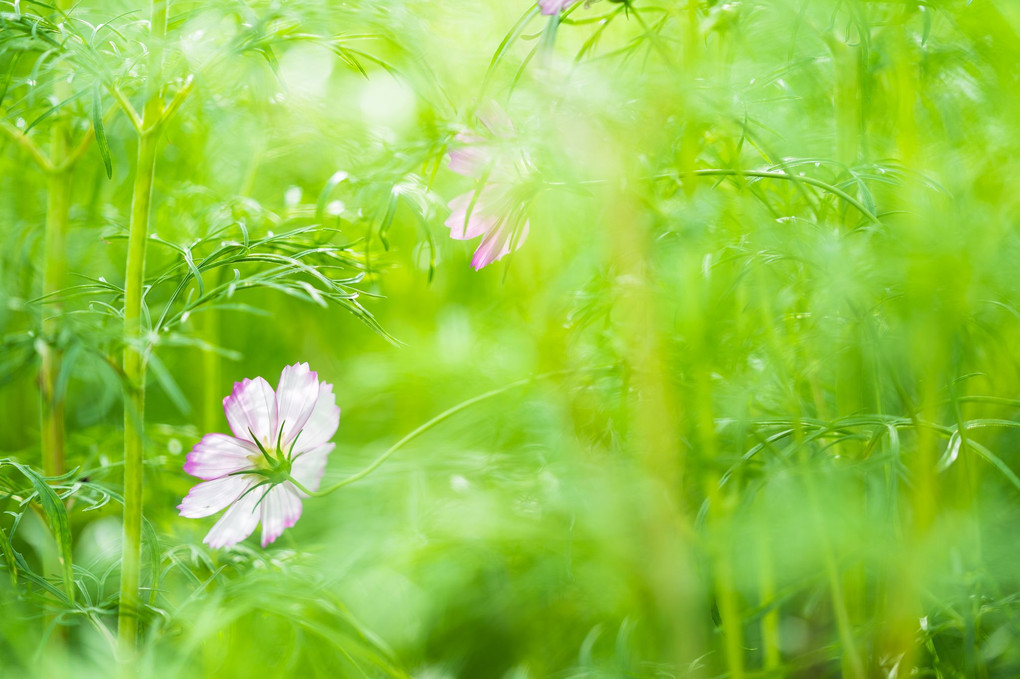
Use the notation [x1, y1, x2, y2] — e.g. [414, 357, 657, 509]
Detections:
[118, 0, 168, 655]
[39, 0, 75, 479]
[291, 371, 573, 497]
[553, 168, 882, 226]
[117, 131, 157, 653]
[758, 530, 782, 672]
[0, 120, 54, 172]
[709, 493, 745, 679]
[697, 170, 878, 226]
[41, 155, 71, 479]
[830, 33, 861, 167]
[199, 308, 221, 433]
[803, 473, 865, 679]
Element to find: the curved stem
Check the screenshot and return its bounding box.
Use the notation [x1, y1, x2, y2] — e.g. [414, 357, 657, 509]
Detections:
[687, 169, 881, 226]
[109, 84, 143, 134]
[551, 168, 882, 226]
[298, 370, 577, 497]
[0, 119, 54, 172]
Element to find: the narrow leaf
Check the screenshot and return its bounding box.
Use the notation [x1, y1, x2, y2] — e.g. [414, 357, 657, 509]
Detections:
[6, 460, 75, 603]
[92, 85, 112, 178]
[0, 524, 18, 586]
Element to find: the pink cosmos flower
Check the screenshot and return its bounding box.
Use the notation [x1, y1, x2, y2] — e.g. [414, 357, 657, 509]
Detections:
[446, 185, 530, 270]
[446, 132, 489, 177]
[178, 363, 340, 548]
[539, 0, 579, 15]
[444, 103, 530, 269]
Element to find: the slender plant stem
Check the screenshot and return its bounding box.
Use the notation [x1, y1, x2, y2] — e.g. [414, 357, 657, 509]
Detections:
[758, 530, 782, 672]
[40, 129, 71, 479]
[288, 370, 575, 497]
[801, 462, 865, 679]
[551, 168, 882, 225]
[0, 119, 54, 172]
[109, 85, 143, 134]
[199, 309, 222, 433]
[708, 488, 745, 679]
[118, 0, 168, 654]
[39, 0, 76, 478]
[685, 169, 881, 225]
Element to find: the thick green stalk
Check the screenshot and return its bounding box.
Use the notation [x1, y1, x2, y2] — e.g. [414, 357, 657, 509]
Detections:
[39, 0, 75, 478]
[118, 0, 168, 653]
[117, 130, 158, 651]
[603, 176, 706, 671]
[878, 27, 926, 671]
[709, 495, 745, 679]
[41, 157, 71, 478]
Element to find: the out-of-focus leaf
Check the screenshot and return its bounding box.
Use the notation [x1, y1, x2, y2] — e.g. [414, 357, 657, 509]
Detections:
[0, 523, 18, 586]
[3, 460, 75, 603]
[92, 85, 112, 178]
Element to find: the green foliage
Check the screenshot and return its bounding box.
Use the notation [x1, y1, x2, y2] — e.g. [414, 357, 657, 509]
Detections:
[2, 0, 1020, 677]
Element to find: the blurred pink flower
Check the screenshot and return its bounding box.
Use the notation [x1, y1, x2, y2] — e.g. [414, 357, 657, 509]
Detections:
[445, 185, 531, 270]
[539, 0, 579, 15]
[446, 104, 516, 178]
[447, 133, 489, 177]
[445, 103, 531, 269]
[178, 363, 339, 548]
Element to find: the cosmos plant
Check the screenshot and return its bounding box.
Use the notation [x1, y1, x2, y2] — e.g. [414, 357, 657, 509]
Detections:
[1, 0, 1018, 677]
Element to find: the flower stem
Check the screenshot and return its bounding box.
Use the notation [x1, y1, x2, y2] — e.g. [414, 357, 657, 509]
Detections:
[299, 370, 580, 497]
[757, 530, 782, 671]
[550, 168, 882, 226]
[199, 309, 222, 433]
[117, 0, 168, 655]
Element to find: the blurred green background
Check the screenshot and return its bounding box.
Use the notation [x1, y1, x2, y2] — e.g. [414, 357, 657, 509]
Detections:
[2, 0, 1020, 677]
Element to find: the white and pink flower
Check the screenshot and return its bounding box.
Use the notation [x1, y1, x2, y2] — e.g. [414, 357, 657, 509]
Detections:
[178, 363, 339, 548]
[539, 0, 580, 15]
[444, 103, 531, 270]
[446, 185, 531, 271]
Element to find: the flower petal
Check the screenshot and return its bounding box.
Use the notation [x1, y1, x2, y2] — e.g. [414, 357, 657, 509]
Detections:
[275, 363, 321, 448]
[259, 483, 304, 547]
[447, 133, 488, 177]
[183, 433, 257, 480]
[223, 377, 278, 445]
[476, 100, 516, 138]
[178, 475, 252, 519]
[292, 383, 340, 451]
[203, 480, 263, 549]
[445, 191, 498, 240]
[471, 218, 529, 270]
[538, 0, 578, 15]
[291, 443, 334, 494]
